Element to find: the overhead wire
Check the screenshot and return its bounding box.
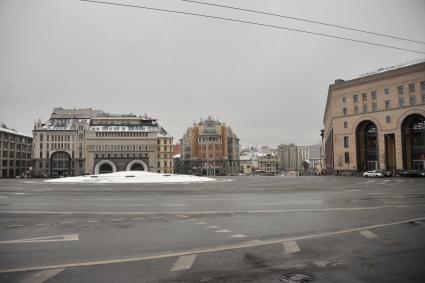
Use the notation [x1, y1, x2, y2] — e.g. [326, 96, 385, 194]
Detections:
[80, 0, 425, 55]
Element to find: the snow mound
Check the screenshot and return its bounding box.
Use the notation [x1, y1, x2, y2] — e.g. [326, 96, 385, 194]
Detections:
[44, 171, 216, 184]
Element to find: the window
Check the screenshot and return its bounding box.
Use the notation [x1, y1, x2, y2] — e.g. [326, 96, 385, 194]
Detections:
[354, 105, 359, 114]
[386, 116, 391, 124]
[342, 97, 346, 103]
[421, 81, 425, 91]
[362, 93, 367, 101]
[344, 121, 348, 128]
[344, 136, 349, 148]
[363, 104, 368, 113]
[422, 94, 425, 103]
[344, 152, 350, 163]
[371, 91, 377, 100]
[343, 107, 347, 116]
[384, 88, 389, 95]
[399, 97, 405, 107]
[372, 103, 378, 112]
[410, 96, 416, 105]
[409, 82, 415, 93]
[385, 100, 391, 110]
[397, 85, 404, 95]
[353, 95, 358, 103]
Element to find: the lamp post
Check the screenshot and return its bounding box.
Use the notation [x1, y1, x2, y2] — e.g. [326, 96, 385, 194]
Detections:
[320, 129, 324, 175]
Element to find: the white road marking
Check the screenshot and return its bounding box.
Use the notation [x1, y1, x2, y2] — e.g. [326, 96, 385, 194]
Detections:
[132, 217, 144, 221]
[11, 192, 26, 195]
[60, 221, 75, 225]
[170, 254, 197, 272]
[359, 230, 378, 239]
[283, 240, 300, 253]
[7, 224, 23, 228]
[229, 234, 247, 238]
[0, 234, 79, 244]
[175, 214, 189, 218]
[313, 259, 345, 267]
[110, 219, 123, 222]
[193, 221, 207, 225]
[204, 225, 219, 229]
[36, 223, 49, 226]
[215, 229, 231, 233]
[1, 217, 423, 274]
[87, 220, 98, 223]
[19, 268, 65, 283]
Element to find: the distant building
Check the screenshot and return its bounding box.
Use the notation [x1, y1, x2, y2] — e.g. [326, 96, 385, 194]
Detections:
[239, 148, 258, 175]
[257, 153, 278, 174]
[32, 107, 173, 177]
[323, 61, 425, 174]
[0, 122, 32, 178]
[276, 143, 309, 172]
[180, 117, 240, 175]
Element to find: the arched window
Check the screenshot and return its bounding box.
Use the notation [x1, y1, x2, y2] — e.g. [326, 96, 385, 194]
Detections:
[356, 121, 379, 171]
[402, 114, 425, 170]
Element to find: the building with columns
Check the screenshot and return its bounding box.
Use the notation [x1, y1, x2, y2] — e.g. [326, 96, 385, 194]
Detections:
[32, 107, 173, 177]
[323, 61, 425, 175]
[180, 117, 240, 175]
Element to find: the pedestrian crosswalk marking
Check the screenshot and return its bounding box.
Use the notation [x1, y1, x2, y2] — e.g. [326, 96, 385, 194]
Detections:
[170, 254, 197, 271]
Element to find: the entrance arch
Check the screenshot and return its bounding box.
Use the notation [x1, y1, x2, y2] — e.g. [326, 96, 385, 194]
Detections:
[126, 160, 148, 171]
[94, 160, 117, 174]
[50, 151, 71, 177]
[401, 114, 425, 170]
[356, 120, 379, 171]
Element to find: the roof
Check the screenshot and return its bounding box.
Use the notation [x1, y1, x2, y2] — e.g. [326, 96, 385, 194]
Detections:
[0, 126, 32, 138]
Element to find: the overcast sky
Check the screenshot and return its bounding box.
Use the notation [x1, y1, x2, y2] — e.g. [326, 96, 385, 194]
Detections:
[1, 0, 424, 146]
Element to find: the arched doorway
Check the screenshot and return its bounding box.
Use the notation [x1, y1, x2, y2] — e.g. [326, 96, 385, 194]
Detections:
[356, 121, 379, 171]
[50, 151, 71, 177]
[94, 160, 117, 174]
[126, 160, 148, 171]
[401, 114, 425, 170]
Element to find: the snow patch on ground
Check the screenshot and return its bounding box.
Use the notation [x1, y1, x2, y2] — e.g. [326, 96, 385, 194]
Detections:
[43, 171, 216, 184]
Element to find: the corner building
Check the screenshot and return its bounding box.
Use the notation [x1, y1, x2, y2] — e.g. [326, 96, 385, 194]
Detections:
[323, 61, 425, 174]
[180, 117, 240, 175]
[32, 108, 173, 177]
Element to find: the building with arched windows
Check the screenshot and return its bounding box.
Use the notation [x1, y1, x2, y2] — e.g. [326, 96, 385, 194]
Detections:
[32, 108, 173, 177]
[323, 61, 425, 175]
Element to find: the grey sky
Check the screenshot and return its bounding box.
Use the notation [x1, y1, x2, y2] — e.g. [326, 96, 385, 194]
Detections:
[1, 0, 424, 146]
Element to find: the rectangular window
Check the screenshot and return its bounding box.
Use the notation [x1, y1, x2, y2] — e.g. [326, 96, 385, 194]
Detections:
[409, 82, 415, 93]
[385, 100, 391, 110]
[384, 88, 389, 95]
[410, 96, 416, 105]
[344, 136, 349, 148]
[343, 107, 347, 116]
[422, 94, 425, 103]
[399, 97, 405, 107]
[344, 152, 350, 164]
[421, 81, 425, 90]
[386, 116, 391, 123]
[362, 93, 367, 101]
[372, 103, 378, 112]
[397, 85, 404, 95]
[354, 105, 359, 114]
[353, 95, 358, 103]
[363, 104, 368, 113]
[344, 121, 348, 128]
[342, 97, 346, 103]
[371, 91, 377, 100]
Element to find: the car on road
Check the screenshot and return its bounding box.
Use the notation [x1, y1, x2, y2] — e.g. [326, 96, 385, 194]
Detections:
[363, 170, 384, 177]
[375, 169, 392, 177]
[400, 169, 425, 177]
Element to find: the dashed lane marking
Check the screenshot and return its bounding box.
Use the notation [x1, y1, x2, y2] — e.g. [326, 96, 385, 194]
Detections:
[0, 218, 423, 274]
[110, 219, 123, 222]
[0, 234, 79, 244]
[193, 221, 207, 225]
[170, 254, 197, 272]
[359, 230, 378, 239]
[229, 234, 247, 238]
[18, 268, 65, 283]
[7, 224, 23, 228]
[283, 240, 300, 254]
[215, 229, 231, 233]
[313, 259, 345, 267]
[204, 226, 219, 229]
[132, 217, 144, 221]
[36, 223, 49, 226]
[60, 221, 75, 225]
[175, 215, 189, 218]
[87, 220, 98, 223]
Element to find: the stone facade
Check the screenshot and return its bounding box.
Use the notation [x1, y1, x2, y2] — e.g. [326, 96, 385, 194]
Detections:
[323, 61, 425, 174]
[32, 107, 173, 177]
[276, 143, 309, 172]
[257, 153, 278, 174]
[180, 117, 240, 175]
[0, 123, 32, 178]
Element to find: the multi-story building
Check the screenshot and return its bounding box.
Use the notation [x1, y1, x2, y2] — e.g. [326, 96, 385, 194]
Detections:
[180, 117, 240, 175]
[32, 107, 173, 177]
[0, 123, 32, 178]
[323, 61, 425, 174]
[257, 153, 278, 174]
[276, 143, 309, 172]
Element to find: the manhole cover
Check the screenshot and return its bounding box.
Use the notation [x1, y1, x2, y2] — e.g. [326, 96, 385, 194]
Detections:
[280, 273, 312, 283]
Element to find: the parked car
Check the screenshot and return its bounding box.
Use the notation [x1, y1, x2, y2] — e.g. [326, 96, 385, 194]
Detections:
[363, 170, 384, 177]
[375, 169, 392, 177]
[400, 169, 425, 177]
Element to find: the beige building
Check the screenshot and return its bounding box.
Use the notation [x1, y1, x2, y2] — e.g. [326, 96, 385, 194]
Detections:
[323, 61, 425, 174]
[32, 107, 173, 177]
[0, 123, 32, 178]
[276, 143, 309, 172]
[257, 153, 278, 174]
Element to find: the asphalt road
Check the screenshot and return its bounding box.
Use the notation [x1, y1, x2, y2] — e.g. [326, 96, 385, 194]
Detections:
[0, 176, 424, 283]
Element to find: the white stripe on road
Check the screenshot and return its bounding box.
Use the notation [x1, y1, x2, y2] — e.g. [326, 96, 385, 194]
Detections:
[7, 224, 23, 228]
[60, 221, 75, 225]
[87, 220, 98, 223]
[19, 268, 64, 283]
[132, 218, 144, 221]
[193, 221, 207, 225]
[170, 254, 197, 272]
[283, 241, 300, 254]
[215, 229, 231, 233]
[0, 217, 423, 274]
[229, 234, 246, 238]
[0, 234, 79, 244]
[313, 259, 345, 267]
[204, 226, 219, 229]
[359, 230, 378, 239]
[110, 219, 123, 222]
